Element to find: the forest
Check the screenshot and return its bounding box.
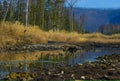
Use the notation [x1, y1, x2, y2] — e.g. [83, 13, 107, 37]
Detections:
[0, 0, 85, 32]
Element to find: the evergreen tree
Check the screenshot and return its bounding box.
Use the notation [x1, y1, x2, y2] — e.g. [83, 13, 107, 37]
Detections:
[36, 0, 45, 29]
[0, 0, 81, 33]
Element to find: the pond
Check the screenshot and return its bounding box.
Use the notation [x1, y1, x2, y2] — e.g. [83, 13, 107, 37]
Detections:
[0, 47, 120, 79]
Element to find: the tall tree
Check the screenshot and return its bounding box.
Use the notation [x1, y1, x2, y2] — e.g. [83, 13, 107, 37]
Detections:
[16, 0, 26, 23]
[9, 0, 15, 21]
[26, 0, 29, 26]
[1, 0, 79, 32]
[3, 0, 8, 21]
[66, 0, 78, 31]
[35, 0, 45, 29]
[79, 14, 85, 33]
[0, 1, 3, 20]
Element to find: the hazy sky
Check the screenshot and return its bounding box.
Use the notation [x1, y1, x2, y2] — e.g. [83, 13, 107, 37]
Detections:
[73, 0, 120, 9]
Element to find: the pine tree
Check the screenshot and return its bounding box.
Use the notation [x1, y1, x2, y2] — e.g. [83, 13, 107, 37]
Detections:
[36, 0, 45, 29]
[16, 0, 26, 24]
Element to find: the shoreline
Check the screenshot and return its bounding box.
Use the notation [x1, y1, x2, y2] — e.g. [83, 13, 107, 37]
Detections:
[0, 22, 120, 53]
[2, 54, 120, 80]
[0, 42, 120, 53]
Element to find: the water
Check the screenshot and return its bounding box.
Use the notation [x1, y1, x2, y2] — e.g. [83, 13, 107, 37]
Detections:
[0, 48, 120, 79]
[67, 48, 120, 65]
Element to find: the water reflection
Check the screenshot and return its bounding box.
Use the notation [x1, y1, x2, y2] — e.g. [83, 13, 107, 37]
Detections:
[0, 48, 120, 78]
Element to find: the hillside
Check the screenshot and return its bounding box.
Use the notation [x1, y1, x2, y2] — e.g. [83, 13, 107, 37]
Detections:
[110, 15, 120, 24]
[73, 8, 120, 32]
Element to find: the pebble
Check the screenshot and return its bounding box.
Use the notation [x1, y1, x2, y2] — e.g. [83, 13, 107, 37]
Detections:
[60, 75, 63, 78]
[71, 74, 74, 77]
[81, 76, 85, 79]
[61, 71, 64, 74]
[48, 72, 51, 75]
[71, 74, 75, 79]
[77, 63, 82, 66]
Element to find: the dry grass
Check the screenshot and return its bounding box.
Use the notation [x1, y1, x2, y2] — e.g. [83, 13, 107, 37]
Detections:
[0, 21, 120, 48]
[0, 21, 48, 48]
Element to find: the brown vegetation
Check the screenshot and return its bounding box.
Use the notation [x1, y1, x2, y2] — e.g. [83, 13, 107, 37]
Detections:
[0, 22, 120, 48]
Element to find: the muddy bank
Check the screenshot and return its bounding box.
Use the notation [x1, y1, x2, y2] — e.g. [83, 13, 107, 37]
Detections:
[3, 54, 120, 80]
[0, 42, 79, 53]
[33, 54, 120, 80]
[73, 42, 120, 48]
[0, 41, 120, 52]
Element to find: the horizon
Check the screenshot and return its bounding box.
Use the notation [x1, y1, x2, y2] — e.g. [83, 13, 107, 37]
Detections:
[71, 7, 120, 10]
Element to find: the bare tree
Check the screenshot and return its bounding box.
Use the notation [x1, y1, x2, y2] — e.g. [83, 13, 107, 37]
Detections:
[3, 0, 12, 22]
[26, 0, 29, 26]
[66, 0, 78, 31]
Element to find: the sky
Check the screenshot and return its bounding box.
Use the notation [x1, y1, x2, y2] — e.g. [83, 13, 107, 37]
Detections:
[73, 0, 120, 9]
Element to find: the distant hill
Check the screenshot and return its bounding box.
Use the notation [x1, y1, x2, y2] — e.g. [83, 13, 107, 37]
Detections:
[99, 24, 120, 34]
[110, 15, 120, 24]
[73, 8, 120, 32]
